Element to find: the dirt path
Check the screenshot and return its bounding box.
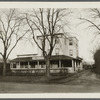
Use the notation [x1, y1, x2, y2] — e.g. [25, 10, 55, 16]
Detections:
[78, 70, 98, 80]
[64, 69, 100, 85]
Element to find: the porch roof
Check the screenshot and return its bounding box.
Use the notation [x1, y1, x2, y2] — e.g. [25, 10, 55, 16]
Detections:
[50, 55, 82, 61]
[11, 57, 44, 62]
[11, 55, 82, 62]
[11, 57, 33, 62]
[76, 56, 83, 61]
[50, 55, 73, 60]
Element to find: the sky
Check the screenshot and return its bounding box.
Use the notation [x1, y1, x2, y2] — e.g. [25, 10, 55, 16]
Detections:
[0, 7, 99, 63]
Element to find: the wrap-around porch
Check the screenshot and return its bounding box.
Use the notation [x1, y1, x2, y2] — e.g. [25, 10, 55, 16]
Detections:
[10, 55, 82, 74]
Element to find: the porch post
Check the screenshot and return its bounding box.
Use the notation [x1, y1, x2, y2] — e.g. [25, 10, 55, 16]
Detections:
[75, 61, 76, 68]
[10, 62, 13, 69]
[19, 62, 20, 68]
[28, 62, 30, 68]
[59, 60, 61, 68]
[37, 61, 39, 68]
[72, 60, 74, 67]
[72, 60, 75, 72]
[80, 61, 83, 70]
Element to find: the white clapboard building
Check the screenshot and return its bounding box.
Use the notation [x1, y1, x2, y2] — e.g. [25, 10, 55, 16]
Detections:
[10, 33, 83, 74]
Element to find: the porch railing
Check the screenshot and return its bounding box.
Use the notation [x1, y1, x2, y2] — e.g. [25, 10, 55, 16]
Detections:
[11, 68, 68, 75]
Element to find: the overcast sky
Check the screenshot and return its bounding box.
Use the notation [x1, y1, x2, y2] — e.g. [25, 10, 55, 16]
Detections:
[5, 8, 96, 63]
[0, 3, 100, 63]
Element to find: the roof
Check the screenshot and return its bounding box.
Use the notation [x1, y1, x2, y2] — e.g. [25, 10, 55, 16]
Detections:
[17, 54, 37, 56]
[50, 55, 82, 61]
[17, 54, 38, 58]
[11, 55, 45, 62]
[69, 37, 78, 41]
[37, 33, 78, 43]
[50, 55, 73, 60]
[11, 57, 33, 62]
[11, 55, 82, 62]
[37, 33, 63, 38]
[76, 56, 83, 61]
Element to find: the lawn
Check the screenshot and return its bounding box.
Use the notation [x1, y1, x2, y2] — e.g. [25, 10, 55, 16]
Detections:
[0, 73, 76, 84]
[0, 69, 100, 93]
[0, 69, 98, 85]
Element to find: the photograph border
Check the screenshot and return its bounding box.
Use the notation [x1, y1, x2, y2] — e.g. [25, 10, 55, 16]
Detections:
[0, 1, 100, 99]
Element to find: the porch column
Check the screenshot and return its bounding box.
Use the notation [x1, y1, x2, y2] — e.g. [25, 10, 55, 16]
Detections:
[28, 62, 30, 68]
[10, 62, 13, 69]
[80, 62, 83, 70]
[37, 61, 39, 68]
[19, 62, 20, 68]
[72, 60, 75, 71]
[75, 61, 76, 68]
[59, 60, 61, 68]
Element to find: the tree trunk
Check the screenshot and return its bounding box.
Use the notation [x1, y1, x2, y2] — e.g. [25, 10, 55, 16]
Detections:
[45, 57, 50, 78]
[3, 58, 6, 76]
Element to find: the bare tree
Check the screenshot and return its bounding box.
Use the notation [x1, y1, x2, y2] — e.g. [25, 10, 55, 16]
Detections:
[79, 9, 100, 39]
[0, 9, 28, 76]
[25, 8, 71, 78]
[79, 8, 100, 72]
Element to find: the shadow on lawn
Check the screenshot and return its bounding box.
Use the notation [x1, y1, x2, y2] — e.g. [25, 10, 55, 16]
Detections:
[0, 73, 76, 84]
[0, 69, 98, 85]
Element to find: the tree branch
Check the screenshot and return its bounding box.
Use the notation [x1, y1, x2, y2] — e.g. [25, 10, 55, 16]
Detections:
[80, 17, 100, 32]
[0, 52, 3, 57]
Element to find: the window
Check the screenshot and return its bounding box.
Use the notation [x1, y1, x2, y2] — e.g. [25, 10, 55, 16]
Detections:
[55, 38, 59, 44]
[55, 48, 59, 55]
[20, 66, 24, 68]
[25, 65, 28, 68]
[76, 43, 78, 47]
[76, 49, 78, 56]
[40, 61, 45, 68]
[13, 64, 16, 68]
[69, 49, 73, 56]
[31, 65, 35, 68]
[30, 62, 36, 68]
[69, 39, 73, 45]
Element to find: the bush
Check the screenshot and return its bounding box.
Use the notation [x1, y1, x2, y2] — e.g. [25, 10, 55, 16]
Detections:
[94, 49, 100, 74]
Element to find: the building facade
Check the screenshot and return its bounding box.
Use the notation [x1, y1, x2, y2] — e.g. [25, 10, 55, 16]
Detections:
[10, 33, 83, 74]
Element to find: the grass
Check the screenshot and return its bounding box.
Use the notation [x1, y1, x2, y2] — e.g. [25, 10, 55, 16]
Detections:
[0, 73, 76, 84]
[0, 69, 93, 84]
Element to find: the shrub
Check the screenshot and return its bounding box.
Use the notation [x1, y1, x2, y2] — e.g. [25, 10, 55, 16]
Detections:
[94, 49, 100, 74]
